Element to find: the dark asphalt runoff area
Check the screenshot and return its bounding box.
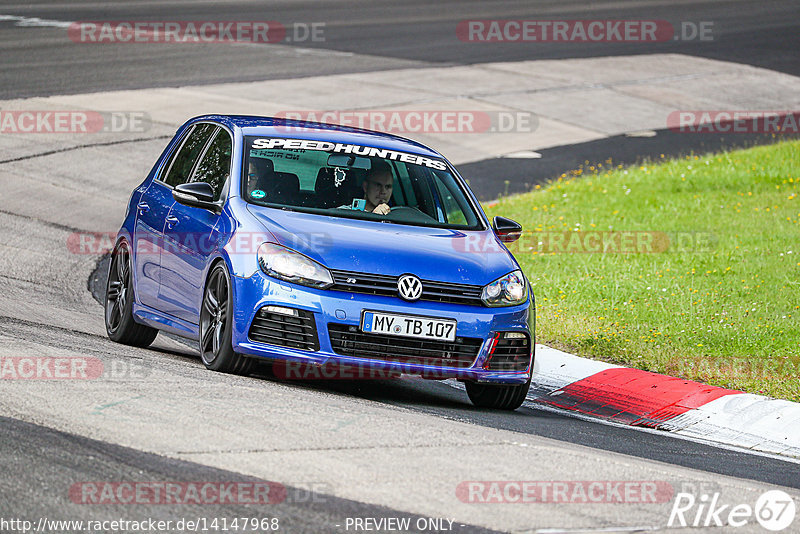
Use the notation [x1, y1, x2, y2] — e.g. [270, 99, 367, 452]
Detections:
[1, 0, 798, 98]
[461, 128, 800, 200]
[2, 1, 797, 198]
[0, 416, 499, 534]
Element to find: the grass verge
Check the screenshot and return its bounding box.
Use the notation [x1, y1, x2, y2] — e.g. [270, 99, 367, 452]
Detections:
[484, 140, 800, 401]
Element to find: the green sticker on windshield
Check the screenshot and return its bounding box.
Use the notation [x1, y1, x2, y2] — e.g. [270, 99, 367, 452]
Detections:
[251, 189, 266, 199]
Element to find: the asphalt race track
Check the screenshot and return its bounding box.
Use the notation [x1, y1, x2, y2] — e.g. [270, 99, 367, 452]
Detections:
[1, 1, 799, 532]
[1, 0, 799, 98]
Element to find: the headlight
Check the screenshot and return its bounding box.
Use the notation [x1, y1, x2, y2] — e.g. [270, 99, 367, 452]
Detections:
[481, 270, 527, 307]
[257, 243, 333, 289]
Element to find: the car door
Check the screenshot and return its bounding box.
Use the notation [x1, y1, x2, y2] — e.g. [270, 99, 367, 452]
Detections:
[133, 179, 172, 310]
[132, 124, 213, 309]
[159, 126, 232, 324]
[134, 123, 216, 314]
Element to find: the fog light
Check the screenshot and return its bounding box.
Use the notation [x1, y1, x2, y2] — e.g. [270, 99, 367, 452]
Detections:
[265, 305, 298, 317]
[504, 332, 527, 339]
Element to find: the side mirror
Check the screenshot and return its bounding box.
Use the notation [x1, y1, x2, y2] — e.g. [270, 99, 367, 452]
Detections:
[173, 182, 219, 213]
[492, 216, 522, 243]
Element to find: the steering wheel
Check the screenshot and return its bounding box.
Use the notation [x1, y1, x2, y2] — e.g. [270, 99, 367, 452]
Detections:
[386, 206, 437, 222]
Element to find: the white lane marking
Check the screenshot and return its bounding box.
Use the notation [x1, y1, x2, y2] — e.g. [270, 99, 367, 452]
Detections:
[446, 376, 800, 462]
[503, 150, 542, 159]
[0, 14, 73, 28]
[525, 398, 800, 465]
[625, 130, 657, 138]
[667, 393, 800, 456]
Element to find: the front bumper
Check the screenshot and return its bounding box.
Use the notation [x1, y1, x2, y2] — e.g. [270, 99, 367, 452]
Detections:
[230, 271, 534, 384]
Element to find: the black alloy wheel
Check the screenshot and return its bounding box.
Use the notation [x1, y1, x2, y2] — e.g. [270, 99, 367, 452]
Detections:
[105, 240, 157, 347]
[199, 263, 253, 375]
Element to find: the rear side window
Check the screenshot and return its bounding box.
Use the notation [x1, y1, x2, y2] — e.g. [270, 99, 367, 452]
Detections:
[192, 128, 232, 201]
[162, 123, 216, 187]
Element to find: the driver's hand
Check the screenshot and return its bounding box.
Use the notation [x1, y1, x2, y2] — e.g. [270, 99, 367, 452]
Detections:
[372, 203, 391, 215]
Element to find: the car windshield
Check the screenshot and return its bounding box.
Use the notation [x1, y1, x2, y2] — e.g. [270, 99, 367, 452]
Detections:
[242, 136, 483, 230]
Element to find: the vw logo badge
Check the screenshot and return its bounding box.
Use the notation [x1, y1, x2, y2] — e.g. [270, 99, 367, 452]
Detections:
[397, 274, 423, 301]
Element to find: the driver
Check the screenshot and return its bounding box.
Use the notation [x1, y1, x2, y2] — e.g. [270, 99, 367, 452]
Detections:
[362, 160, 393, 215]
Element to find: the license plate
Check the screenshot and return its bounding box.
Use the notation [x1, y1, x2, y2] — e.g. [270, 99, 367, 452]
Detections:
[361, 311, 457, 342]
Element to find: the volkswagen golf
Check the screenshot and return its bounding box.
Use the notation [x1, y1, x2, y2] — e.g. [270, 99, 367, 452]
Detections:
[106, 115, 535, 409]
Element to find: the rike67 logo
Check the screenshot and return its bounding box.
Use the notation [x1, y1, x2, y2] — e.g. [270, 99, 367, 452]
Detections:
[668, 490, 796, 531]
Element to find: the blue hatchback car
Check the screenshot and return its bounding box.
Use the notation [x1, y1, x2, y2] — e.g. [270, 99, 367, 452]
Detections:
[106, 115, 535, 409]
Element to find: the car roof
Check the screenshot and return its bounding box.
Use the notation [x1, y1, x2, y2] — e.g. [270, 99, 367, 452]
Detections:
[188, 114, 443, 159]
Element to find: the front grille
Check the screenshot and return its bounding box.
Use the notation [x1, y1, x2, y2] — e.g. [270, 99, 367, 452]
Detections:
[484, 333, 531, 372]
[327, 323, 482, 368]
[329, 269, 484, 306]
[248, 307, 319, 351]
[329, 270, 396, 297]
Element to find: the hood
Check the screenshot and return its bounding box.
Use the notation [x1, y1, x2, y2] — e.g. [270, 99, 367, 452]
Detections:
[246, 206, 518, 286]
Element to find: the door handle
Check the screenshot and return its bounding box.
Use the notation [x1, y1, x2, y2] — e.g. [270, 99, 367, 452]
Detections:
[137, 202, 150, 214]
[165, 216, 179, 229]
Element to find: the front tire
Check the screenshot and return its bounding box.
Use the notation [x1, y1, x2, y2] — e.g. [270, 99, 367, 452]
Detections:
[105, 240, 158, 347]
[465, 374, 531, 410]
[199, 263, 253, 375]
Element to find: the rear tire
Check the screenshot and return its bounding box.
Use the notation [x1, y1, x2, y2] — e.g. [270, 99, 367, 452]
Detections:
[105, 240, 158, 348]
[465, 374, 531, 410]
[199, 263, 253, 375]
